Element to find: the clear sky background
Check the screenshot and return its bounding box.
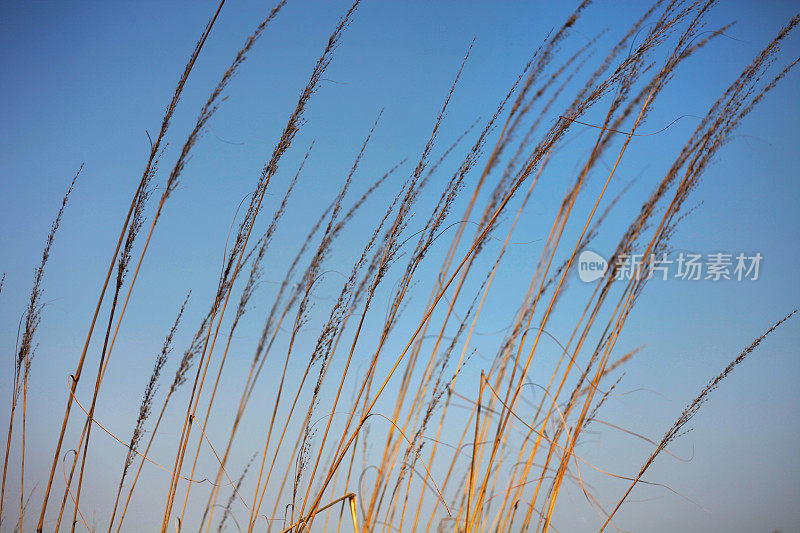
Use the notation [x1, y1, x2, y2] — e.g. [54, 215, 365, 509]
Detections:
[0, 1, 798, 532]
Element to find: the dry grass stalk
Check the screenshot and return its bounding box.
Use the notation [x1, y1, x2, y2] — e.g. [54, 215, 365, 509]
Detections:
[3, 2, 797, 532]
[0, 167, 80, 531]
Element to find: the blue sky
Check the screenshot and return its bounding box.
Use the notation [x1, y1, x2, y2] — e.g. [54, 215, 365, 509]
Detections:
[0, 1, 798, 532]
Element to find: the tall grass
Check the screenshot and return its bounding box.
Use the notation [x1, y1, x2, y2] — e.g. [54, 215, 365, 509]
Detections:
[0, 1, 798, 532]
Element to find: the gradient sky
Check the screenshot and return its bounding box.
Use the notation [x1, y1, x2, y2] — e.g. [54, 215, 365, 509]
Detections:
[1, 1, 798, 532]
